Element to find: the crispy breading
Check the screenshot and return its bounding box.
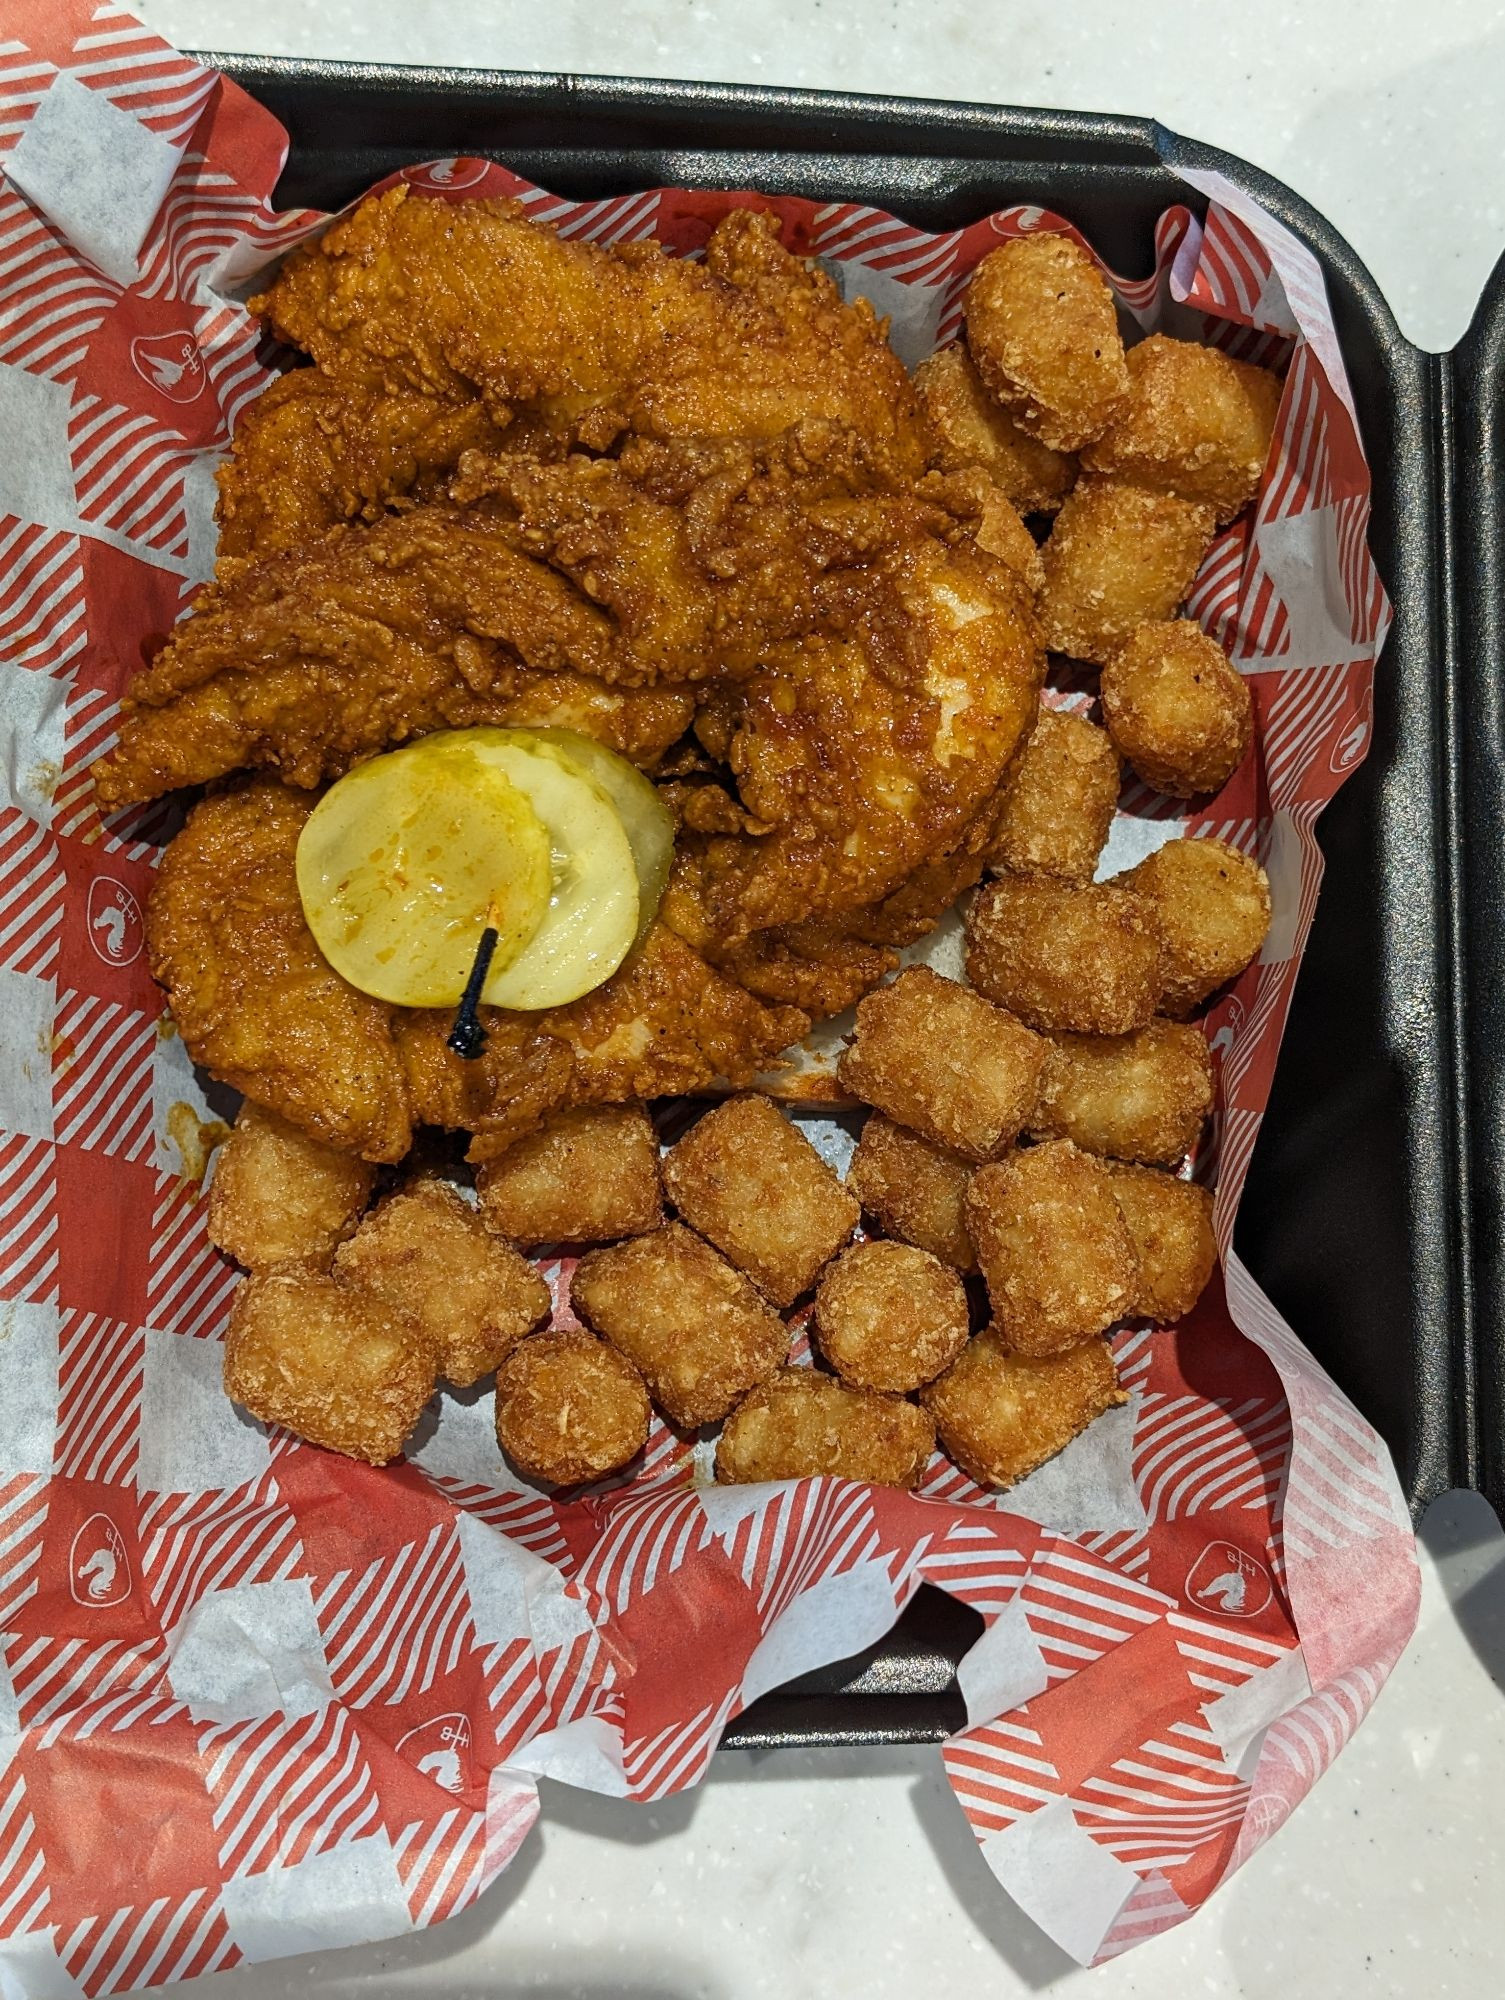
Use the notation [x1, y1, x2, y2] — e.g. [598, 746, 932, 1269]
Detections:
[257, 193, 930, 474]
[332, 1178, 551, 1386]
[813, 1240, 969, 1392]
[923, 466, 1045, 594]
[922, 1328, 1125, 1488]
[394, 1010, 577, 1163]
[223, 1269, 438, 1463]
[1101, 620, 1252, 798]
[1081, 333, 1283, 523]
[1038, 478, 1216, 664]
[914, 342, 1077, 511]
[148, 783, 413, 1162]
[571, 1222, 788, 1426]
[964, 235, 1130, 453]
[495, 1329, 651, 1485]
[838, 966, 1046, 1163]
[965, 1139, 1137, 1356]
[216, 368, 507, 561]
[988, 706, 1120, 882]
[965, 873, 1163, 1034]
[714, 1368, 935, 1487]
[474, 1104, 663, 1245]
[208, 1101, 375, 1273]
[1119, 837, 1272, 1015]
[1030, 1019, 1214, 1165]
[662, 1094, 858, 1306]
[846, 1113, 977, 1272]
[1108, 1164, 1218, 1321]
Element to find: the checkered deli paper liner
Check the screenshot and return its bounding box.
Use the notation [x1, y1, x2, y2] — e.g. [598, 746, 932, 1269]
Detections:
[0, 7, 1419, 1992]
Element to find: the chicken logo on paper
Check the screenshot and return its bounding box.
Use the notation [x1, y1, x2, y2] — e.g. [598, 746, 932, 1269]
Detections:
[69, 1513, 132, 1608]
[1329, 682, 1373, 777]
[396, 1712, 474, 1795]
[129, 331, 205, 405]
[87, 878, 143, 967]
[1185, 1542, 1273, 1620]
[1206, 993, 1247, 1070]
[402, 158, 490, 193]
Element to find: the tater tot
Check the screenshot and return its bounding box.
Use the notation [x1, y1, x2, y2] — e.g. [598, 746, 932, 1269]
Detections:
[1101, 620, 1252, 798]
[495, 1330, 651, 1486]
[1030, 1018, 1214, 1165]
[1119, 837, 1272, 1015]
[814, 1241, 970, 1392]
[1109, 1164, 1218, 1322]
[662, 1094, 859, 1306]
[1081, 333, 1283, 523]
[333, 1178, 551, 1388]
[965, 1139, 1137, 1355]
[988, 706, 1121, 881]
[922, 1328, 1126, 1488]
[474, 1103, 662, 1245]
[715, 1369, 936, 1488]
[571, 1222, 788, 1427]
[965, 873, 1162, 1035]
[223, 1270, 438, 1463]
[964, 235, 1130, 453]
[1039, 478, 1216, 664]
[847, 1114, 977, 1272]
[914, 342, 1077, 512]
[838, 967, 1046, 1164]
[208, 1102, 375, 1274]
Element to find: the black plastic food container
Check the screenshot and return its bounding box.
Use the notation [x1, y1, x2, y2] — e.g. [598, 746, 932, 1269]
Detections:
[194, 53, 1505, 1746]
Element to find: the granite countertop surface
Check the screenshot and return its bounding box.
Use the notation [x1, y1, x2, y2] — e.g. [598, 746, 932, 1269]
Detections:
[130, 5, 1505, 1993]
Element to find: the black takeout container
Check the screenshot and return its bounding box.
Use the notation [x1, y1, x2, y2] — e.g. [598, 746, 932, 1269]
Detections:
[192, 54, 1505, 1745]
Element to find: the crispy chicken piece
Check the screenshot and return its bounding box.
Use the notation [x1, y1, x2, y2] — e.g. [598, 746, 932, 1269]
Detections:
[256, 191, 930, 476]
[148, 782, 412, 1162]
[332, 1178, 552, 1387]
[393, 1010, 577, 1162]
[94, 504, 694, 809]
[208, 1101, 376, 1273]
[813, 1240, 969, 1393]
[715, 1369, 935, 1487]
[216, 368, 508, 562]
[495, 1330, 651, 1486]
[922, 1329, 1125, 1489]
[474, 1104, 663, 1246]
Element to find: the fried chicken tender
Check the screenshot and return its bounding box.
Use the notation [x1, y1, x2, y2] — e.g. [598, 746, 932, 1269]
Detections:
[715, 1368, 935, 1487]
[1030, 1019, 1214, 1165]
[987, 705, 1120, 881]
[571, 1221, 788, 1427]
[1108, 1164, 1218, 1321]
[1119, 837, 1272, 1014]
[922, 1328, 1125, 1489]
[965, 873, 1163, 1034]
[846, 1114, 977, 1272]
[223, 1269, 438, 1463]
[216, 368, 507, 561]
[914, 342, 1077, 512]
[332, 1178, 551, 1386]
[257, 192, 929, 475]
[662, 1094, 858, 1306]
[1101, 620, 1252, 798]
[965, 1139, 1137, 1356]
[94, 503, 692, 809]
[149, 783, 413, 1162]
[1038, 479, 1217, 665]
[208, 1101, 376, 1273]
[475, 1104, 663, 1244]
[1082, 333, 1283, 523]
[813, 1241, 969, 1392]
[495, 1330, 651, 1486]
[839, 967, 1046, 1163]
[964, 235, 1130, 453]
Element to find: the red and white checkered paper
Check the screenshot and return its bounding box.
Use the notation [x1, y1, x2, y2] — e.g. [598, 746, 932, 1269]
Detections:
[0, 6, 1419, 1992]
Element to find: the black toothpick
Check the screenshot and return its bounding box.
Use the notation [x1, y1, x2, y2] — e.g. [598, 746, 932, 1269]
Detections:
[446, 921, 501, 1059]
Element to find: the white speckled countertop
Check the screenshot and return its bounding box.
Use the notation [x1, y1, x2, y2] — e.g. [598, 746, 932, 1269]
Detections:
[132, 5, 1505, 1992]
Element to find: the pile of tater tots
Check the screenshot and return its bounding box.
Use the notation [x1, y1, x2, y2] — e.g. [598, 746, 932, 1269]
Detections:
[212, 227, 1277, 1494]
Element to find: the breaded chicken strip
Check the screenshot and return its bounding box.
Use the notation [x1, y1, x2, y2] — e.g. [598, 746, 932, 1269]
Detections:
[216, 368, 508, 561]
[256, 192, 930, 476]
